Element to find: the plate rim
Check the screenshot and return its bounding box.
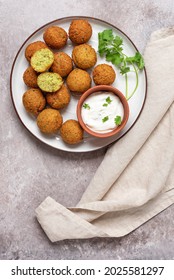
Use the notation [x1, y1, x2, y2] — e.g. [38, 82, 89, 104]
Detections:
[10, 15, 147, 153]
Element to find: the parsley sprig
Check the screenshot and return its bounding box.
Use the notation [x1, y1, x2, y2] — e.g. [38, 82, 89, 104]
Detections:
[98, 29, 145, 100]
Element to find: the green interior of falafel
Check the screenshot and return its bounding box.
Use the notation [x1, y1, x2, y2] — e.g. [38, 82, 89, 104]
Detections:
[37, 73, 63, 92]
[31, 49, 54, 72]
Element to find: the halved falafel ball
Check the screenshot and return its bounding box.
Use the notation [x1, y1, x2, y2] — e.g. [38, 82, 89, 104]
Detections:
[25, 41, 48, 62]
[31, 48, 54, 72]
[69, 19, 92, 44]
[46, 84, 70, 109]
[92, 64, 116, 85]
[50, 52, 73, 77]
[66, 68, 91, 94]
[72, 44, 97, 69]
[43, 26, 68, 49]
[37, 72, 63, 93]
[60, 119, 83, 144]
[37, 108, 63, 134]
[22, 88, 46, 116]
[23, 66, 38, 88]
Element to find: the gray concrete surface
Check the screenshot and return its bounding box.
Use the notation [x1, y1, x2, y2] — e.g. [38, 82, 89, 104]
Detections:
[0, 0, 174, 259]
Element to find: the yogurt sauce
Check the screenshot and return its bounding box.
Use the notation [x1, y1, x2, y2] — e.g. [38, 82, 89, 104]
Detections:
[81, 91, 124, 133]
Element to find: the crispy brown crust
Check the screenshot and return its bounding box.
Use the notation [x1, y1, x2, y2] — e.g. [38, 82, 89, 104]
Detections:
[43, 26, 68, 49]
[60, 119, 83, 144]
[37, 108, 63, 134]
[66, 68, 91, 93]
[22, 88, 46, 116]
[23, 66, 38, 88]
[93, 64, 116, 85]
[46, 84, 70, 109]
[25, 41, 48, 61]
[50, 52, 73, 77]
[72, 44, 97, 69]
[69, 19, 92, 44]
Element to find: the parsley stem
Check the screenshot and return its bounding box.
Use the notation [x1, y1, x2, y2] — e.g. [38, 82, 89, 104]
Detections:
[122, 55, 129, 99]
[126, 63, 139, 101]
[125, 73, 129, 99]
[123, 53, 139, 101]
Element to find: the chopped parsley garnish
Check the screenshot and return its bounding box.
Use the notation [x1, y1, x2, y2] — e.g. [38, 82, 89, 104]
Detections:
[98, 29, 145, 100]
[102, 116, 109, 123]
[103, 96, 112, 106]
[83, 103, 90, 110]
[106, 96, 112, 104]
[114, 115, 122, 125]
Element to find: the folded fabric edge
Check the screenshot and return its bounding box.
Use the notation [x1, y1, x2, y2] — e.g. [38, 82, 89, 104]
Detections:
[35, 189, 174, 242]
[35, 196, 108, 242]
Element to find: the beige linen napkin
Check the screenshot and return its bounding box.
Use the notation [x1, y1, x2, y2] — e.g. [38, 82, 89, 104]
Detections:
[36, 28, 174, 242]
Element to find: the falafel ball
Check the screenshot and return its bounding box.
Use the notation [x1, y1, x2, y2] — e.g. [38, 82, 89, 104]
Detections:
[37, 108, 63, 134]
[92, 64, 116, 85]
[66, 68, 91, 94]
[50, 52, 73, 77]
[22, 88, 46, 116]
[69, 19, 92, 44]
[37, 72, 63, 93]
[31, 48, 54, 72]
[43, 26, 68, 49]
[72, 44, 97, 69]
[23, 66, 38, 88]
[46, 84, 70, 109]
[60, 119, 83, 144]
[25, 41, 48, 61]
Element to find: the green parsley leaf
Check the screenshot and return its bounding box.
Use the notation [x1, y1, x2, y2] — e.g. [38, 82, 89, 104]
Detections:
[103, 96, 112, 107]
[113, 36, 123, 48]
[120, 65, 130, 75]
[101, 29, 114, 42]
[126, 52, 145, 70]
[106, 96, 112, 104]
[114, 115, 122, 125]
[102, 116, 109, 123]
[83, 103, 90, 110]
[98, 29, 114, 56]
[98, 29, 145, 100]
[106, 51, 123, 66]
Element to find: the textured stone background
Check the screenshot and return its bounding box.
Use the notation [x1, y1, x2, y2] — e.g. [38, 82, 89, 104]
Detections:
[0, 0, 174, 259]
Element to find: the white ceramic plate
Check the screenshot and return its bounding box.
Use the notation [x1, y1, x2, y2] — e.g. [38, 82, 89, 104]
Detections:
[10, 16, 147, 153]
